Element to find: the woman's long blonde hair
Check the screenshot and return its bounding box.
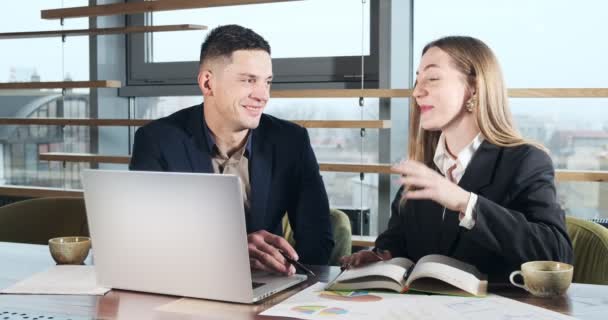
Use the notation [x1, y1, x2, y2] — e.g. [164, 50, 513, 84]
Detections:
[408, 36, 540, 168]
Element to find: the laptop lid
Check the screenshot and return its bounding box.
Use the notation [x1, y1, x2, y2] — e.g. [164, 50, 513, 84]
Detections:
[82, 169, 258, 303]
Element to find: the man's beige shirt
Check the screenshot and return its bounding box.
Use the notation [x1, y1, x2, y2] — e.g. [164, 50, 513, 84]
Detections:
[210, 141, 251, 213]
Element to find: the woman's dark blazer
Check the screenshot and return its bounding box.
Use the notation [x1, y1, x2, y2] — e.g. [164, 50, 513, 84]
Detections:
[375, 142, 573, 282]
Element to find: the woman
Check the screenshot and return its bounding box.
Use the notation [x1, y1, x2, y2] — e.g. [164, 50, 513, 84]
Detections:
[341, 36, 572, 281]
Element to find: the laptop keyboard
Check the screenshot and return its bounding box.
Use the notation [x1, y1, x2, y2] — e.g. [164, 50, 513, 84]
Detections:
[252, 281, 265, 289]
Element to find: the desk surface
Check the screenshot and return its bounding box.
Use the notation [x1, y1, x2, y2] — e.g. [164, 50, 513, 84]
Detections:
[1, 242, 607, 320]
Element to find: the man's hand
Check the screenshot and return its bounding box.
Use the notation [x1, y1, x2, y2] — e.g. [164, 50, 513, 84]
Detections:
[248, 230, 297, 275]
[339, 249, 392, 269]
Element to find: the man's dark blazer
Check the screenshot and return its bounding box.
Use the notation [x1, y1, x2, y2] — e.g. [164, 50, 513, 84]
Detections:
[129, 104, 334, 265]
[376, 142, 573, 282]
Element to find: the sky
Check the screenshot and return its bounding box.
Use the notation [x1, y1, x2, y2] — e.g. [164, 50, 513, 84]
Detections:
[0, 0, 89, 82]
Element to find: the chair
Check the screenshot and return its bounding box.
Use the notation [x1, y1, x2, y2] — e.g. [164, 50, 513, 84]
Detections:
[282, 208, 352, 266]
[0, 197, 89, 245]
[565, 215, 608, 285]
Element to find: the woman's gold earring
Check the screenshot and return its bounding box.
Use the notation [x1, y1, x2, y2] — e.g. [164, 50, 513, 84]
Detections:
[465, 96, 476, 112]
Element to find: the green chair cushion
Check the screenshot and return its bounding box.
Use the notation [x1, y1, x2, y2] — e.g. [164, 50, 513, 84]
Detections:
[566, 215, 608, 285]
[282, 208, 352, 266]
[0, 197, 89, 245]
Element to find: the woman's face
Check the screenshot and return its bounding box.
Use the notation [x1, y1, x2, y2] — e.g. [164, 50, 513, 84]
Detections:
[413, 47, 473, 131]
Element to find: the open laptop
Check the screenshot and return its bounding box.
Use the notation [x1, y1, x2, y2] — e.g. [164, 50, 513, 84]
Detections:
[82, 169, 307, 304]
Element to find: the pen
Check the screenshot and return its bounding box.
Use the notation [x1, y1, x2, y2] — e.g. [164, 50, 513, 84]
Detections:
[279, 250, 316, 277]
[370, 251, 386, 262]
[371, 247, 387, 262]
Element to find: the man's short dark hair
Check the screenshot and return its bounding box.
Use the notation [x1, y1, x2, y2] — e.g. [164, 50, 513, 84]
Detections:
[199, 24, 271, 65]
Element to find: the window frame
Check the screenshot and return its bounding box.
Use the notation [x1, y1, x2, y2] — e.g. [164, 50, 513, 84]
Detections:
[125, 0, 381, 91]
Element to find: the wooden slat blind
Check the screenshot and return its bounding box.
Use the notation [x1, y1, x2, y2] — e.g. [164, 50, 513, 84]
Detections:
[0, 185, 82, 198]
[0, 118, 391, 129]
[0, 25, 206, 39]
[271, 89, 412, 98]
[42, 0, 303, 19]
[35, 154, 608, 183]
[0, 81, 121, 90]
[507, 88, 608, 98]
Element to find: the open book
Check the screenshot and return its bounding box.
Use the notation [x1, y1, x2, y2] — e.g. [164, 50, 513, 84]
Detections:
[326, 254, 487, 297]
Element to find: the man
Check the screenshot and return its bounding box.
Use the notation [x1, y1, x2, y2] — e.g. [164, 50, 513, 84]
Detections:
[130, 24, 334, 274]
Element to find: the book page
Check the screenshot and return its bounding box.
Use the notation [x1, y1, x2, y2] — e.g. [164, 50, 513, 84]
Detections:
[416, 255, 485, 279]
[384, 257, 415, 269]
[338, 257, 414, 284]
[406, 255, 487, 296]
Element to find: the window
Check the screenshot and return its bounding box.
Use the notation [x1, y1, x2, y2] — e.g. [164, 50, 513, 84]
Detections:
[127, 0, 379, 88]
[0, 0, 89, 83]
[0, 1, 91, 189]
[414, 0, 608, 218]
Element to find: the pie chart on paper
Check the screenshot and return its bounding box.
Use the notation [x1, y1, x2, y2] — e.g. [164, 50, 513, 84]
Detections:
[291, 305, 349, 316]
[319, 307, 348, 315]
[319, 290, 383, 302]
[291, 305, 325, 314]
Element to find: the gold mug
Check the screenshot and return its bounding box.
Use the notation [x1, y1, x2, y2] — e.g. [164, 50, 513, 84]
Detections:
[509, 261, 573, 297]
[48, 236, 91, 265]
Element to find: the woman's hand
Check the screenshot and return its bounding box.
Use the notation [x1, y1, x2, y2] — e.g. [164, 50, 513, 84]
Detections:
[392, 160, 471, 212]
[339, 249, 392, 269]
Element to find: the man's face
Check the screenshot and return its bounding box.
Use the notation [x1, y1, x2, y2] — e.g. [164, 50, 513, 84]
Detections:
[200, 50, 273, 131]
